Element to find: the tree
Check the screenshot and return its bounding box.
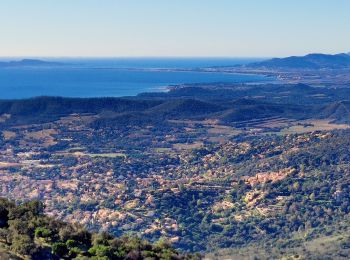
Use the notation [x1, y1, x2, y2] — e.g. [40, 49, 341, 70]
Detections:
[309, 193, 316, 201]
[88, 244, 112, 258]
[0, 228, 9, 243]
[66, 239, 78, 248]
[293, 182, 301, 191]
[11, 234, 35, 256]
[0, 205, 9, 228]
[52, 242, 68, 257]
[92, 231, 113, 246]
[35, 227, 51, 239]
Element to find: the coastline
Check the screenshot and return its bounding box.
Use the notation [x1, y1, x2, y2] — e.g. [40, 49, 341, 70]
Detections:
[0, 67, 270, 99]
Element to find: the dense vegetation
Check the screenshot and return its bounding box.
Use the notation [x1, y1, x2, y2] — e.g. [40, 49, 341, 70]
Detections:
[0, 198, 199, 259]
[142, 130, 350, 254]
[2, 83, 350, 125]
[208, 218, 350, 259]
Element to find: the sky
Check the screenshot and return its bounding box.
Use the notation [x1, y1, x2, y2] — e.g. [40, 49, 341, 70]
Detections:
[0, 0, 349, 58]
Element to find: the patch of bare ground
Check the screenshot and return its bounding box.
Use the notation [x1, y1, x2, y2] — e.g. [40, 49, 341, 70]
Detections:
[0, 114, 11, 123]
[2, 131, 16, 140]
[242, 167, 296, 187]
[173, 142, 203, 150]
[0, 162, 21, 169]
[281, 119, 350, 134]
[21, 129, 58, 147]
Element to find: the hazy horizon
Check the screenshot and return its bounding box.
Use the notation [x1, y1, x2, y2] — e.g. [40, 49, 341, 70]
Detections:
[0, 52, 348, 60]
[0, 56, 269, 59]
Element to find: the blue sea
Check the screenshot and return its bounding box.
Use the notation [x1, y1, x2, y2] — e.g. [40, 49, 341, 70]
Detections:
[0, 58, 268, 99]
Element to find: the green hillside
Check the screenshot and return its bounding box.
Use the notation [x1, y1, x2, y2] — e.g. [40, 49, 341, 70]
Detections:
[0, 198, 199, 259]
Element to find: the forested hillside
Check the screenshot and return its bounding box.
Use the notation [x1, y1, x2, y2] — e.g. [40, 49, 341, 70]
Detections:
[0, 198, 199, 259]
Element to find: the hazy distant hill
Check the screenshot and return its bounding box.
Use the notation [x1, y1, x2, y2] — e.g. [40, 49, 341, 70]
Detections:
[246, 53, 350, 70]
[0, 59, 64, 68]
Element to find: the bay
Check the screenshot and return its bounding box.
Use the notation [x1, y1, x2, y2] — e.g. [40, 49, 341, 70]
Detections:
[0, 58, 268, 99]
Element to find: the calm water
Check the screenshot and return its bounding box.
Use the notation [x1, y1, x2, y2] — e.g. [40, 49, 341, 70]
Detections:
[0, 58, 268, 99]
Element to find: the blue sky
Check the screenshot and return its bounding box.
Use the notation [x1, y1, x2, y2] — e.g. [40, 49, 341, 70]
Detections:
[0, 0, 349, 57]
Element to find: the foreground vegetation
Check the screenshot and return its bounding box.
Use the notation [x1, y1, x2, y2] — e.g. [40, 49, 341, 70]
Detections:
[0, 198, 199, 259]
[207, 218, 350, 259]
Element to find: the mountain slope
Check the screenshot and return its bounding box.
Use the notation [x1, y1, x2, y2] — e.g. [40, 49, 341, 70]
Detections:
[0, 97, 162, 124]
[247, 53, 350, 70]
[319, 101, 350, 123]
[145, 99, 225, 118]
[218, 100, 307, 123]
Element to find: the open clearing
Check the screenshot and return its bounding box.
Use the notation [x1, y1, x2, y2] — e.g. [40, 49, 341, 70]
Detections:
[281, 120, 350, 134]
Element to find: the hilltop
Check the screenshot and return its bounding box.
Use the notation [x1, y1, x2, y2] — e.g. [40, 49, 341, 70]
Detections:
[0, 59, 65, 68]
[245, 53, 350, 70]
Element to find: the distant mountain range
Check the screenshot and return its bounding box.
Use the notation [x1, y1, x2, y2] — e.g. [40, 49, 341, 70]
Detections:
[246, 53, 350, 70]
[0, 59, 64, 68]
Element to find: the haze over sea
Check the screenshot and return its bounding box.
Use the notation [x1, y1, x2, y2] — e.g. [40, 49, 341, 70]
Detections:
[0, 58, 268, 99]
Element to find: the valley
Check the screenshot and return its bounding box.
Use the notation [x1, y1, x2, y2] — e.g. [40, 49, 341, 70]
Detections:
[0, 77, 350, 257]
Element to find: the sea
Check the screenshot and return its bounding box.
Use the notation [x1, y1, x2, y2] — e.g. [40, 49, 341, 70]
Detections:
[0, 58, 268, 99]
